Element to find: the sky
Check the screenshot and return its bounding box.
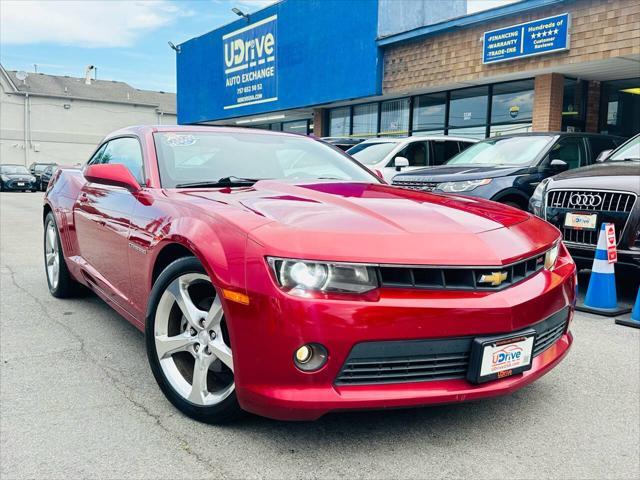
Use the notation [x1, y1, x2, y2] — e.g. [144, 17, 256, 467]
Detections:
[0, 0, 520, 93]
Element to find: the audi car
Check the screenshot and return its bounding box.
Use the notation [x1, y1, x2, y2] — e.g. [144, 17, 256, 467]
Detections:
[0, 164, 38, 192]
[43, 125, 576, 422]
[392, 133, 625, 209]
[530, 133, 640, 268]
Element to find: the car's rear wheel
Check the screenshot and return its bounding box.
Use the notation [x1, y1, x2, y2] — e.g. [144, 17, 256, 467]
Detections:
[44, 212, 82, 298]
[146, 257, 242, 423]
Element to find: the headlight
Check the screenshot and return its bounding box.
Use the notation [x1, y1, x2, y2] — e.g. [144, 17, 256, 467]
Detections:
[437, 178, 491, 193]
[267, 258, 378, 295]
[30, 176, 36, 182]
[544, 242, 560, 270]
[0, 175, 8, 181]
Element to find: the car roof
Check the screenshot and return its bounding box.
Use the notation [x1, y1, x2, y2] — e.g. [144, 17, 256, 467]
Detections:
[358, 135, 476, 144]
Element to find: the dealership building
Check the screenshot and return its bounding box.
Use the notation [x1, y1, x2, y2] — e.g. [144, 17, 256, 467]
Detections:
[176, 0, 640, 140]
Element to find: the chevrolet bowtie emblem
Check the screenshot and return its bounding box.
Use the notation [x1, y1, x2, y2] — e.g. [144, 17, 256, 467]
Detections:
[479, 271, 508, 286]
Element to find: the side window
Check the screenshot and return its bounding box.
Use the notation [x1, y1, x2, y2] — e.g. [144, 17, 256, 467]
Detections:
[588, 137, 617, 162]
[87, 144, 108, 166]
[548, 137, 585, 170]
[101, 137, 145, 184]
[396, 141, 428, 167]
[432, 140, 463, 166]
[458, 141, 473, 153]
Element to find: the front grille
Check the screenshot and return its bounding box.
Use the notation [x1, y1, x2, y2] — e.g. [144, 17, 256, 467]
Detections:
[335, 308, 569, 385]
[393, 180, 439, 191]
[545, 189, 636, 247]
[378, 254, 545, 291]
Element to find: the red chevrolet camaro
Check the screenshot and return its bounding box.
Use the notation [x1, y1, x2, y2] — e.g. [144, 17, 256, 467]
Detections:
[43, 125, 576, 422]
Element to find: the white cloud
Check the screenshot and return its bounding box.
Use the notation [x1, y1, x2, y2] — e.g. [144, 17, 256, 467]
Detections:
[0, 0, 193, 47]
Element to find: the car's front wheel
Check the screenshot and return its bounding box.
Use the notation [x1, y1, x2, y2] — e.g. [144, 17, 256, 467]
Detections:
[145, 257, 242, 423]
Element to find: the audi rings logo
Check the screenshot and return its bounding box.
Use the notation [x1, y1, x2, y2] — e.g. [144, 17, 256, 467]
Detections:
[569, 193, 603, 208]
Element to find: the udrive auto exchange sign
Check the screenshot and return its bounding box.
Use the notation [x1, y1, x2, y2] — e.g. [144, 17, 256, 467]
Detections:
[482, 13, 570, 64]
[223, 15, 278, 110]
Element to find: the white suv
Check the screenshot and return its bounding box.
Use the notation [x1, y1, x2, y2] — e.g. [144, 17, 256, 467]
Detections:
[346, 136, 477, 182]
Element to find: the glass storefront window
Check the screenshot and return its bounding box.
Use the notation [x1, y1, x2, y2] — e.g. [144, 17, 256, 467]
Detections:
[489, 123, 533, 137]
[352, 103, 378, 137]
[600, 78, 640, 138]
[329, 107, 350, 136]
[412, 93, 446, 132]
[380, 98, 409, 136]
[449, 86, 488, 129]
[447, 126, 487, 140]
[282, 120, 308, 134]
[562, 78, 586, 132]
[491, 80, 534, 124]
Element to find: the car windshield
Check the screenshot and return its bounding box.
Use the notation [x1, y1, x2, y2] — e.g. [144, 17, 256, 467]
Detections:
[33, 164, 53, 173]
[607, 135, 640, 162]
[153, 131, 380, 188]
[1, 165, 29, 174]
[346, 141, 399, 166]
[445, 136, 554, 166]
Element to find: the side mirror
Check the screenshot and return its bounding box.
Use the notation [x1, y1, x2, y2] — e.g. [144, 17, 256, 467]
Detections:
[84, 164, 141, 192]
[549, 159, 569, 172]
[394, 156, 410, 171]
[595, 149, 612, 163]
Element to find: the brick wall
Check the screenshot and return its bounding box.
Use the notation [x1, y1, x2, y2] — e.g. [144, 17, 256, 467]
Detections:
[585, 80, 601, 132]
[313, 108, 327, 137]
[383, 0, 640, 93]
[533, 73, 565, 131]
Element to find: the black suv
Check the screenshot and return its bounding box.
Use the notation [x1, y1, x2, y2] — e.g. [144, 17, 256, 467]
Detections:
[530, 134, 640, 268]
[392, 132, 625, 209]
[29, 162, 58, 190]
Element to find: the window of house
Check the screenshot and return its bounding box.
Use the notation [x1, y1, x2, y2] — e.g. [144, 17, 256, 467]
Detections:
[412, 93, 446, 133]
[491, 80, 534, 126]
[448, 86, 489, 129]
[329, 107, 350, 136]
[352, 103, 378, 137]
[380, 98, 409, 136]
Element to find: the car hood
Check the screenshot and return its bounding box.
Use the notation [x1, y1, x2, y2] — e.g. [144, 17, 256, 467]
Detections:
[547, 162, 640, 194]
[179, 181, 558, 265]
[393, 164, 528, 183]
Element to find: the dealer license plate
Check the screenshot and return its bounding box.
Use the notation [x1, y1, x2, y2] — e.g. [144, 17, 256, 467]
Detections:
[467, 331, 535, 384]
[16, 182, 25, 186]
[564, 212, 597, 230]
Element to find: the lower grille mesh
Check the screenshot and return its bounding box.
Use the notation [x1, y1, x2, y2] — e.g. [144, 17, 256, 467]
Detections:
[335, 308, 569, 385]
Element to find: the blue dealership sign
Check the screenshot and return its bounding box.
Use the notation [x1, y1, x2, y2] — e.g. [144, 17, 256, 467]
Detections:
[223, 15, 278, 110]
[483, 13, 570, 64]
[177, 1, 381, 124]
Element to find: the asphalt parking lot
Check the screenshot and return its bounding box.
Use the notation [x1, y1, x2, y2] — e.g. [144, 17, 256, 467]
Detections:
[1, 191, 639, 480]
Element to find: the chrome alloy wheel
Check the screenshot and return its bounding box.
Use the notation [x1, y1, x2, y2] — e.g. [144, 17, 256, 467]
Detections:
[154, 273, 234, 406]
[44, 221, 60, 290]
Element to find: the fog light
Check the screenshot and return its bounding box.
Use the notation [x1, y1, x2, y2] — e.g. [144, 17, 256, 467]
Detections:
[293, 343, 328, 372]
[295, 345, 312, 364]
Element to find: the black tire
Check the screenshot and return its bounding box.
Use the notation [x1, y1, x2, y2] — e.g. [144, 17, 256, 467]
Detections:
[145, 256, 243, 424]
[44, 212, 82, 298]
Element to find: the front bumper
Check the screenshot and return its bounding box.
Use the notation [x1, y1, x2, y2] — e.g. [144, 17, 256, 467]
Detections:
[2, 180, 36, 191]
[223, 246, 576, 421]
